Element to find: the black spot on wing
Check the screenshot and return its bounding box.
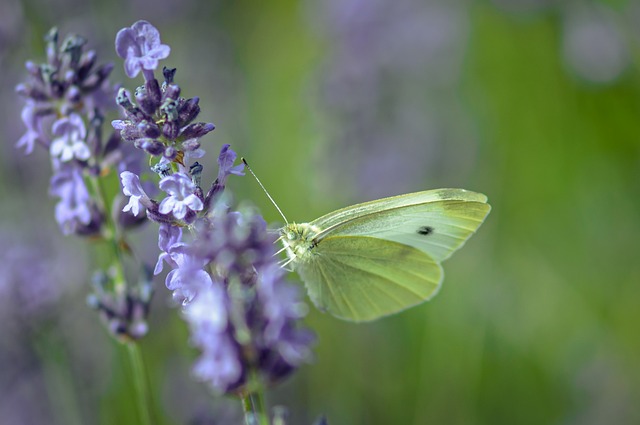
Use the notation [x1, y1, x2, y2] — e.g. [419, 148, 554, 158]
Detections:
[417, 226, 434, 236]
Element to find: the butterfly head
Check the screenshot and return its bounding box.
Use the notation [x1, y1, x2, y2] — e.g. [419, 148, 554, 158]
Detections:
[280, 223, 321, 263]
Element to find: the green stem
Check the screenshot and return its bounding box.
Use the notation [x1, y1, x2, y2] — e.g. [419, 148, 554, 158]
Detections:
[89, 173, 127, 291]
[240, 379, 270, 425]
[241, 394, 254, 425]
[125, 342, 152, 425]
[251, 389, 269, 425]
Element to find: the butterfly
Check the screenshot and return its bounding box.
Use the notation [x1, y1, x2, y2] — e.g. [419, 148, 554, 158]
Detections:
[278, 189, 491, 322]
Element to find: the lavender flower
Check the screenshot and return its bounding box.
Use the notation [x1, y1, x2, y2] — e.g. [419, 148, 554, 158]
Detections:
[50, 164, 96, 235]
[165, 244, 213, 304]
[217, 144, 245, 182]
[50, 113, 90, 162]
[121, 171, 153, 216]
[189, 286, 242, 391]
[111, 21, 314, 407]
[154, 223, 183, 274]
[16, 27, 146, 238]
[15, 102, 45, 154]
[15, 26, 155, 346]
[111, 21, 214, 163]
[202, 144, 245, 210]
[16, 27, 115, 127]
[167, 206, 315, 394]
[115, 20, 171, 79]
[87, 266, 154, 340]
[159, 173, 204, 220]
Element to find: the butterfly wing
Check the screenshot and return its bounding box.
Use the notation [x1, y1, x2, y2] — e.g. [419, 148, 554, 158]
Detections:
[296, 235, 443, 322]
[313, 191, 490, 262]
[297, 190, 490, 321]
[312, 189, 487, 233]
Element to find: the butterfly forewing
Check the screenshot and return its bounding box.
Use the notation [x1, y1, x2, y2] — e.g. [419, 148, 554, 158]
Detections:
[319, 200, 490, 262]
[296, 236, 443, 322]
[311, 189, 487, 233]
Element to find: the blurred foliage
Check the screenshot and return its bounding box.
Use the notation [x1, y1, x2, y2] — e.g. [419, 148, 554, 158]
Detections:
[1, 0, 640, 424]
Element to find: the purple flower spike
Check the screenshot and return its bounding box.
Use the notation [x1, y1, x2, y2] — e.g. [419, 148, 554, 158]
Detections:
[115, 20, 170, 79]
[120, 171, 152, 216]
[159, 173, 203, 219]
[50, 113, 90, 162]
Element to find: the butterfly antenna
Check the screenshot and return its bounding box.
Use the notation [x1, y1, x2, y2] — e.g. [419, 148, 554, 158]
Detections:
[242, 158, 289, 224]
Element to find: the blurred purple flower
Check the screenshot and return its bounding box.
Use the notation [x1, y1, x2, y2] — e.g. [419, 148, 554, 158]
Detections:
[258, 264, 314, 365]
[159, 173, 203, 220]
[15, 27, 136, 239]
[88, 266, 155, 340]
[50, 113, 90, 162]
[50, 164, 94, 235]
[115, 20, 170, 78]
[189, 283, 242, 390]
[562, 4, 629, 84]
[165, 245, 212, 304]
[172, 207, 315, 394]
[16, 27, 116, 120]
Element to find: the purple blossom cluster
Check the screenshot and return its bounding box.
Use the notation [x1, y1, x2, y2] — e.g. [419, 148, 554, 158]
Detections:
[15, 27, 146, 236]
[115, 21, 314, 394]
[15, 27, 152, 340]
[160, 207, 315, 393]
[112, 20, 214, 163]
[15, 18, 317, 424]
[87, 266, 154, 341]
[121, 140, 315, 393]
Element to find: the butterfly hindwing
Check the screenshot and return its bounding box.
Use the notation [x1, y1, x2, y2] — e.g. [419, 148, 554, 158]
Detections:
[296, 235, 443, 322]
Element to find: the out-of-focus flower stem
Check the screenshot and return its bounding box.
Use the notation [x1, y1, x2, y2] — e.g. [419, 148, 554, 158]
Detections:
[93, 173, 152, 425]
[90, 173, 126, 293]
[126, 341, 152, 425]
[241, 369, 271, 425]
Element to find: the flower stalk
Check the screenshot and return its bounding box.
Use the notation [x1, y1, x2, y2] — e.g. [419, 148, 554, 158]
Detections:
[126, 341, 152, 425]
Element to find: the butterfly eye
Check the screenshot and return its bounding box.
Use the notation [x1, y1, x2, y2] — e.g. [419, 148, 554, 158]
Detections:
[286, 231, 297, 241]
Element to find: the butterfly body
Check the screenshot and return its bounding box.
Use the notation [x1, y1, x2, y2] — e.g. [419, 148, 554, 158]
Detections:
[281, 223, 321, 262]
[280, 189, 491, 322]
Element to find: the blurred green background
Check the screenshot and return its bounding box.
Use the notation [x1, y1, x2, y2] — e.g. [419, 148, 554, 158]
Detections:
[2, 0, 640, 424]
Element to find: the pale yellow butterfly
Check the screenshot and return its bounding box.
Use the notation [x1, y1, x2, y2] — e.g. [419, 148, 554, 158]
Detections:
[242, 161, 490, 322]
[279, 189, 490, 322]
